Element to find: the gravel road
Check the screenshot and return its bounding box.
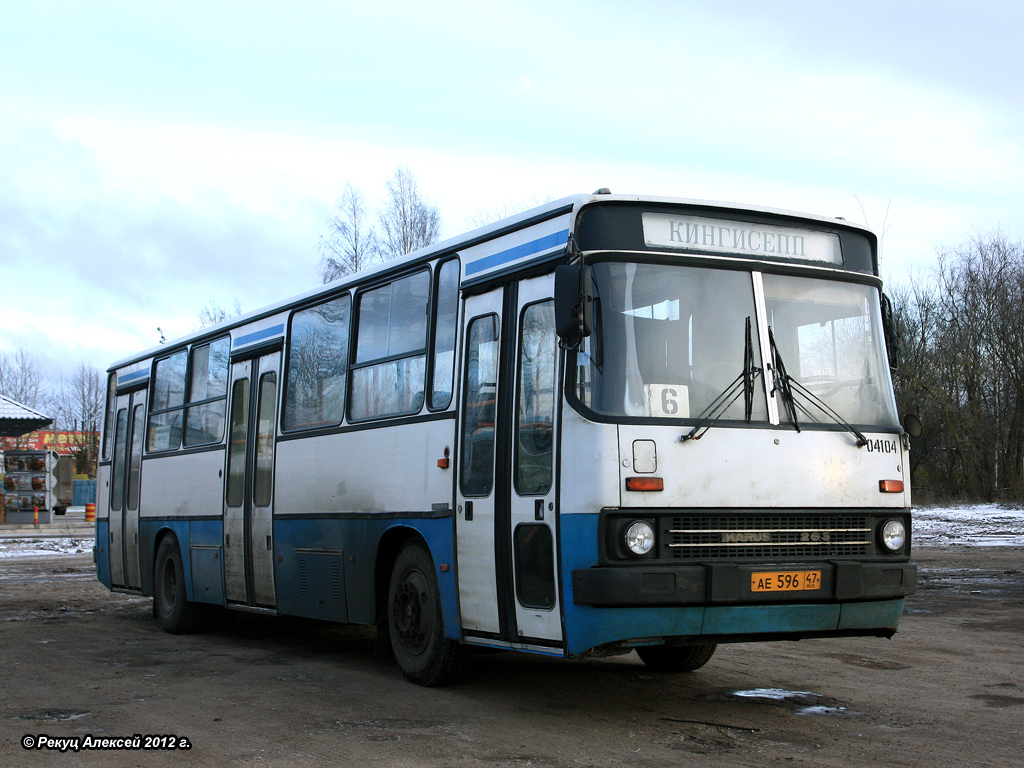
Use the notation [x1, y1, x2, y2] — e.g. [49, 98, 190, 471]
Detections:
[1, 545, 1022, 767]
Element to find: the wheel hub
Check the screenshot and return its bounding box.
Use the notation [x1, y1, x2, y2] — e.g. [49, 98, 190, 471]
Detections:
[392, 569, 431, 654]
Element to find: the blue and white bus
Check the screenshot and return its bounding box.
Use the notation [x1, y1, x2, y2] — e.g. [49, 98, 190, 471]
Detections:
[95, 191, 917, 685]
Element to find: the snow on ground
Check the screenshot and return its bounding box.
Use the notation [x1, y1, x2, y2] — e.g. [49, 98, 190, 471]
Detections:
[0, 537, 95, 559]
[912, 504, 1024, 547]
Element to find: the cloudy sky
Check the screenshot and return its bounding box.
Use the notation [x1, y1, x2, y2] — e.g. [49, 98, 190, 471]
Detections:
[2, 0, 1022, 377]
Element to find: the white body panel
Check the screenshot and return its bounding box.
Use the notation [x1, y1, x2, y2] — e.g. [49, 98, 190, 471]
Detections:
[618, 426, 910, 509]
[274, 420, 456, 515]
[138, 450, 225, 518]
[557, 406, 622, 515]
[461, 212, 573, 282]
[96, 464, 111, 521]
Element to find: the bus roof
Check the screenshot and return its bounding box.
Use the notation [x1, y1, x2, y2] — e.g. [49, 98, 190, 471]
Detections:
[108, 192, 874, 371]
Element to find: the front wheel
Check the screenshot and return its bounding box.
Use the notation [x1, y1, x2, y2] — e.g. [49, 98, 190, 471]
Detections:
[153, 535, 205, 634]
[388, 541, 466, 686]
[636, 643, 717, 672]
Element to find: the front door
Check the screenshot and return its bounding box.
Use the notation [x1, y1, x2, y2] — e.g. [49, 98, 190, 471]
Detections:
[455, 275, 562, 645]
[223, 351, 280, 608]
[109, 388, 146, 589]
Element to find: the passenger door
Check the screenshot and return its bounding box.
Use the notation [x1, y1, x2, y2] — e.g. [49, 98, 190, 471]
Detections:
[455, 276, 563, 645]
[455, 289, 504, 636]
[508, 276, 562, 642]
[223, 351, 280, 608]
[108, 388, 146, 589]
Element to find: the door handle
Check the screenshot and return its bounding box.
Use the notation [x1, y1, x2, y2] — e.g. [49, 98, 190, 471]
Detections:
[465, 501, 474, 521]
[535, 499, 545, 521]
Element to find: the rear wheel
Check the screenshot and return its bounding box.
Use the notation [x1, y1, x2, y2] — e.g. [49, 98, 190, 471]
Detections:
[153, 535, 205, 634]
[388, 541, 466, 686]
[636, 643, 717, 672]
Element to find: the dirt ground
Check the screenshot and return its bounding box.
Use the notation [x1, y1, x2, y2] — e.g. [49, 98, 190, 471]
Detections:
[1, 546, 1022, 768]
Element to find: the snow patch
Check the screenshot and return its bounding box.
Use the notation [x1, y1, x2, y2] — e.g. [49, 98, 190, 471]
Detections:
[913, 504, 1024, 547]
[0, 538, 94, 559]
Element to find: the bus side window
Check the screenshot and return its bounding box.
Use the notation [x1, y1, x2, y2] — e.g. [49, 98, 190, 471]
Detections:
[430, 259, 459, 410]
[460, 315, 498, 497]
[350, 271, 430, 420]
[184, 337, 230, 446]
[283, 295, 350, 431]
[148, 351, 187, 451]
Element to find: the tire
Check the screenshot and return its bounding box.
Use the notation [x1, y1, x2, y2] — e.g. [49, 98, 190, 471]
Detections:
[387, 541, 467, 686]
[636, 643, 717, 672]
[153, 535, 205, 634]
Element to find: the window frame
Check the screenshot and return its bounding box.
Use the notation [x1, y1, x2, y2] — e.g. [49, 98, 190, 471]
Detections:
[101, 372, 116, 461]
[281, 292, 352, 433]
[426, 256, 461, 412]
[146, 349, 188, 453]
[183, 336, 231, 447]
[347, 267, 433, 423]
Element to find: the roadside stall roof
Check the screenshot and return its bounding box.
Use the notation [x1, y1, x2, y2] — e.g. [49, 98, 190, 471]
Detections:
[0, 394, 52, 438]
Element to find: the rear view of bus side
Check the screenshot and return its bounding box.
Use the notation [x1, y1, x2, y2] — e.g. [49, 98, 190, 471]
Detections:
[95, 192, 916, 685]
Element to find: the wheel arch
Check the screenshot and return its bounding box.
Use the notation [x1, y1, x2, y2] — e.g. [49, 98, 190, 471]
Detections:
[374, 525, 426, 624]
[374, 522, 461, 641]
[148, 525, 192, 601]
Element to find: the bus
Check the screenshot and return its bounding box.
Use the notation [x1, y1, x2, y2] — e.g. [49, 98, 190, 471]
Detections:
[95, 191, 917, 685]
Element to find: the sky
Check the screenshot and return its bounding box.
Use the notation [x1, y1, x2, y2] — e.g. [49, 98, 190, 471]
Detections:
[2, 0, 1023, 378]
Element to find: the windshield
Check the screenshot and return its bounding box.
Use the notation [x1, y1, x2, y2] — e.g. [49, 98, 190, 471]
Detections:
[575, 262, 768, 422]
[762, 274, 898, 427]
[572, 261, 898, 430]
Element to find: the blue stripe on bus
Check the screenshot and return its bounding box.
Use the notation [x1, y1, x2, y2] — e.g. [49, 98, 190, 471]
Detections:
[118, 369, 149, 385]
[233, 324, 285, 349]
[464, 229, 570, 276]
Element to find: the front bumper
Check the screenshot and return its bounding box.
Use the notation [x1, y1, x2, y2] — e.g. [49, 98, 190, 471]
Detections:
[571, 560, 917, 607]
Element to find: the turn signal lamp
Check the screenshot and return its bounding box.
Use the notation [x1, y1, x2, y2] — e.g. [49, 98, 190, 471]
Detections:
[626, 477, 664, 492]
[879, 480, 904, 493]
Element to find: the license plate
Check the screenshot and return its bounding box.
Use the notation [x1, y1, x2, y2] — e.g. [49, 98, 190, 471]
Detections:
[751, 570, 822, 592]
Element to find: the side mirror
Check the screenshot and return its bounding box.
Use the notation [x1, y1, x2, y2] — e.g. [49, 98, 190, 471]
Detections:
[881, 293, 900, 374]
[902, 413, 923, 439]
[554, 264, 591, 342]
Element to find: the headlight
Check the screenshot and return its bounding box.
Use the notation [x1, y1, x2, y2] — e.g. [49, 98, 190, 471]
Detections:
[880, 519, 906, 552]
[625, 520, 655, 556]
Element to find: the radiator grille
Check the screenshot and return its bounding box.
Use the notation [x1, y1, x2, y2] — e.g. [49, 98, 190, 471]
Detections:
[665, 514, 871, 559]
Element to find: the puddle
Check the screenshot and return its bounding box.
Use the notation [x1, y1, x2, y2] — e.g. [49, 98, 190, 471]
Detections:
[797, 705, 860, 716]
[729, 689, 860, 717]
[18, 709, 90, 722]
[731, 688, 820, 704]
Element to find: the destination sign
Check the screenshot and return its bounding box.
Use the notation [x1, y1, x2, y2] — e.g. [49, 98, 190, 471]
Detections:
[642, 213, 842, 264]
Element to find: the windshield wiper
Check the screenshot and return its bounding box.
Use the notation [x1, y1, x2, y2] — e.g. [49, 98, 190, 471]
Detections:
[681, 317, 761, 442]
[768, 327, 868, 448]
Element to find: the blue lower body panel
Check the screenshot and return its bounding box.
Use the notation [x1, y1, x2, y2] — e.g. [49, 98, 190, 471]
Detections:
[559, 512, 906, 656]
[95, 520, 110, 588]
[98, 514, 459, 640]
[273, 516, 457, 637]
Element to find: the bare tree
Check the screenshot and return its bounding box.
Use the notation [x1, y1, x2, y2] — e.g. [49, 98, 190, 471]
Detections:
[319, 182, 382, 282]
[890, 232, 1024, 502]
[378, 165, 441, 261]
[463, 193, 556, 230]
[48, 363, 105, 476]
[194, 299, 243, 331]
[0, 345, 46, 409]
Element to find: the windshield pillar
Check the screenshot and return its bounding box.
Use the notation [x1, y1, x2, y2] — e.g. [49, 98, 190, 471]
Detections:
[751, 271, 780, 425]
